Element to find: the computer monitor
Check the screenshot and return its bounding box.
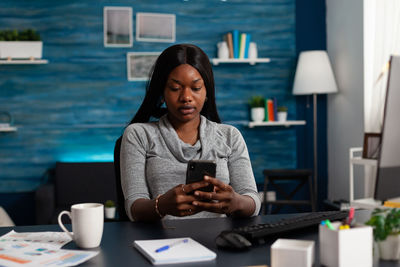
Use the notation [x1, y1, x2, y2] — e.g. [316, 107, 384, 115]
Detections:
[374, 55, 400, 201]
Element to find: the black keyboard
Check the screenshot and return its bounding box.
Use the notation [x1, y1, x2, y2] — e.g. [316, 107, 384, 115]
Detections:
[220, 210, 348, 245]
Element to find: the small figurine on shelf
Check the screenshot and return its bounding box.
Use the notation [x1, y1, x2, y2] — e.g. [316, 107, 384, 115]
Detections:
[217, 41, 229, 59]
[248, 42, 258, 59]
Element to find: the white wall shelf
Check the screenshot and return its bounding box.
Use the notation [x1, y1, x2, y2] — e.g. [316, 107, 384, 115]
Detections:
[0, 59, 48, 64]
[248, 120, 306, 128]
[0, 126, 17, 132]
[212, 58, 271, 65]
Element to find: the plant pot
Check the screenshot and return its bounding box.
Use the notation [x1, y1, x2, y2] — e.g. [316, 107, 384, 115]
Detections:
[378, 234, 400, 260]
[0, 41, 43, 59]
[104, 207, 116, 219]
[251, 107, 265, 122]
[277, 111, 288, 122]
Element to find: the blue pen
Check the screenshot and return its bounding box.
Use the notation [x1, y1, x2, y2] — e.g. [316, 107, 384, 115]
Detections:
[155, 238, 189, 253]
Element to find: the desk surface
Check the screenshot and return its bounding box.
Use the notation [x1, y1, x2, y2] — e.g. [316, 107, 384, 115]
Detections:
[0, 211, 399, 267]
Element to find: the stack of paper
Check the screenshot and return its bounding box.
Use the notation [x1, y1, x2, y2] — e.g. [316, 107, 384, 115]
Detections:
[384, 197, 400, 208]
[0, 231, 98, 267]
[134, 237, 216, 265]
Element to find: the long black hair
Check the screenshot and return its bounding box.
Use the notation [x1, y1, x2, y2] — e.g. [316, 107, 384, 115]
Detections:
[129, 44, 221, 124]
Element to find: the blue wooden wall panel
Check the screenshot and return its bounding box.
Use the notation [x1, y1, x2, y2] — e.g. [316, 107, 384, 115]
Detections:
[0, 0, 296, 192]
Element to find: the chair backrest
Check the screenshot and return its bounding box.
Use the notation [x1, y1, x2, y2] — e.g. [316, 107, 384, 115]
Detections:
[55, 162, 117, 208]
[113, 136, 129, 221]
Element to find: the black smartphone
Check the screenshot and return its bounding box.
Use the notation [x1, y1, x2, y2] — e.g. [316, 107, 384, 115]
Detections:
[185, 159, 216, 193]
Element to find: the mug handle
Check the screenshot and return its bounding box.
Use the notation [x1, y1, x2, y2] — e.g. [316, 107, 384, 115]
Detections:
[58, 211, 74, 239]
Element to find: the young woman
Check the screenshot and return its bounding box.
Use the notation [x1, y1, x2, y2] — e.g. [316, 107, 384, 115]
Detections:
[120, 44, 260, 221]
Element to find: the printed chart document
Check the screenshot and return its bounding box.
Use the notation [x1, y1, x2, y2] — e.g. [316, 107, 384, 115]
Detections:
[1, 230, 72, 249]
[0, 231, 98, 266]
[134, 237, 216, 265]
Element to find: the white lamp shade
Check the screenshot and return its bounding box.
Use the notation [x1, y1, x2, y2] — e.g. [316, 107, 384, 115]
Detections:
[292, 51, 338, 95]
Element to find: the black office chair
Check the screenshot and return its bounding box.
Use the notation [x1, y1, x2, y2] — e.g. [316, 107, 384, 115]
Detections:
[113, 136, 129, 221]
[262, 169, 316, 214]
[35, 162, 118, 224]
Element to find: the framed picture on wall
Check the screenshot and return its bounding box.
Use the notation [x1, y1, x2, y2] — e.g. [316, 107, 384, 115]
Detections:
[136, 13, 176, 43]
[127, 52, 160, 81]
[104, 7, 133, 47]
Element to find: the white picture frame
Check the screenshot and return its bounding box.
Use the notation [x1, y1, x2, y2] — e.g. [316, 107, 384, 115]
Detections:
[136, 12, 176, 43]
[127, 52, 160, 81]
[104, 7, 133, 47]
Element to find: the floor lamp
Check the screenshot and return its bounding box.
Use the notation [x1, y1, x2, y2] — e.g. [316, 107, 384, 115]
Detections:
[292, 51, 338, 210]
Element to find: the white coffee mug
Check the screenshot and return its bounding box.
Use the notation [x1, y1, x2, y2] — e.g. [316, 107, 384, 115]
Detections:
[58, 203, 104, 249]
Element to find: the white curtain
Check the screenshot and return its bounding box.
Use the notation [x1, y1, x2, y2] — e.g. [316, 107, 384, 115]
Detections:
[364, 0, 400, 133]
[363, 0, 400, 198]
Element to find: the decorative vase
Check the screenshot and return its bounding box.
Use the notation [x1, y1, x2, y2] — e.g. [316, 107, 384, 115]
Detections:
[277, 111, 288, 122]
[217, 41, 229, 59]
[378, 234, 400, 260]
[104, 207, 116, 219]
[251, 107, 265, 122]
[248, 42, 258, 59]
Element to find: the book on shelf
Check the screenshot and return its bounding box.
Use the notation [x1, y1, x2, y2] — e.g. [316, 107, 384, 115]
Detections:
[264, 98, 279, 121]
[239, 33, 246, 59]
[273, 97, 278, 121]
[225, 32, 234, 58]
[232, 30, 239, 59]
[221, 31, 254, 60]
[264, 99, 268, 121]
[267, 99, 275, 121]
[244, 33, 251, 58]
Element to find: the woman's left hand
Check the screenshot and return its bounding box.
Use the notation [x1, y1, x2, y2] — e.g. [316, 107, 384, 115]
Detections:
[192, 176, 241, 215]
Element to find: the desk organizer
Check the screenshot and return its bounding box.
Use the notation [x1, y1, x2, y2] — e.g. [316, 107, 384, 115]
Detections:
[319, 222, 373, 267]
[271, 238, 314, 267]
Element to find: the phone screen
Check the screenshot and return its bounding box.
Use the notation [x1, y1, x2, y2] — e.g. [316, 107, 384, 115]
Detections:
[185, 160, 216, 193]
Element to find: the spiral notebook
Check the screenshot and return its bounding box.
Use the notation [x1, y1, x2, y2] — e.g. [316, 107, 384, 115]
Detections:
[133, 237, 216, 265]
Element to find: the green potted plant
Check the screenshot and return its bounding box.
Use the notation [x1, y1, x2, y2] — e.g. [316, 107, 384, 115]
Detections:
[0, 29, 42, 60]
[104, 200, 116, 219]
[365, 208, 400, 260]
[277, 106, 288, 122]
[249, 96, 265, 122]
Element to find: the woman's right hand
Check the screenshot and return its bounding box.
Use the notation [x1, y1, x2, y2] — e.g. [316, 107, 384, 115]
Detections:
[158, 180, 211, 217]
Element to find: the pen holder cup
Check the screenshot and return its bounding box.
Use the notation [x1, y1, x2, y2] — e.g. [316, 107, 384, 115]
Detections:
[319, 222, 373, 267]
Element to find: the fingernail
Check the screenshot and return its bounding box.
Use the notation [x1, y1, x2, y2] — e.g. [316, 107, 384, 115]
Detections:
[193, 201, 198, 206]
[194, 191, 200, 196]
[204, 176, 210, 180]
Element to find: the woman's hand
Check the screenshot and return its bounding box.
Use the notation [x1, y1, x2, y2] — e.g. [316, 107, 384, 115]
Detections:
[158, 180, 211, 217]
[191, 176, 255, 217]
